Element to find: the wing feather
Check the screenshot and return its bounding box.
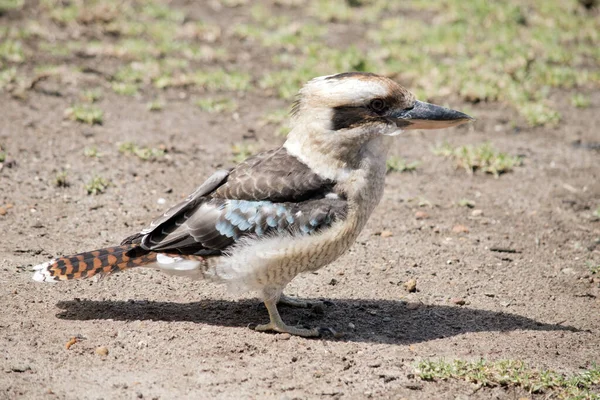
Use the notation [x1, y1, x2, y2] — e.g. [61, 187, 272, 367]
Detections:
[126, 148, 347, 255]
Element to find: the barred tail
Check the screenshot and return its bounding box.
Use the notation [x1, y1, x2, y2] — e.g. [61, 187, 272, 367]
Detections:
[32, 244, 157, 283]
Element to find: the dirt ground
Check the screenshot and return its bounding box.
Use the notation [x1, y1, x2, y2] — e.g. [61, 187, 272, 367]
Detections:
[1, 2, 599, 400]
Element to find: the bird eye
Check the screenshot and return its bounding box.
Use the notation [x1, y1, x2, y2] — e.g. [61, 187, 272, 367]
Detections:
[369, 98, 387, 112]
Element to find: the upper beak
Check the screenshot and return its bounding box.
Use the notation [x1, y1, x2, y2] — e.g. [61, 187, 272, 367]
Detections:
[390, 100, 474, 130]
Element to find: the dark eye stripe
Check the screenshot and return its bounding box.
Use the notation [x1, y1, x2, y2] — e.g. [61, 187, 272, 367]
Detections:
[331, 106, 373, 131]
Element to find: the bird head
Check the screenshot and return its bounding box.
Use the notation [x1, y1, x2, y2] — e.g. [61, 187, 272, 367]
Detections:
[285, 72, 473, 175]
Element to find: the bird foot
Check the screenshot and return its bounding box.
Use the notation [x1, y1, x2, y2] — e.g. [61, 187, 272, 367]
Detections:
[253, 296, 337, 337]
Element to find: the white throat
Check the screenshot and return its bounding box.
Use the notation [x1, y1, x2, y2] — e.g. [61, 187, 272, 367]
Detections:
[283, 125, 351, 182]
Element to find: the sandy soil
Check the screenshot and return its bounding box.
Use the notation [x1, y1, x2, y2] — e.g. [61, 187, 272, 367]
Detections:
[1, 3, 599, 400]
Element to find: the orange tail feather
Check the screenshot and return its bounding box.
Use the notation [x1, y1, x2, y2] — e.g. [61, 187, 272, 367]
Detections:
[32, 244, 156, 282]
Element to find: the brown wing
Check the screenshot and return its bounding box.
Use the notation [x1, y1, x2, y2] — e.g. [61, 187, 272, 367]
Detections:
[212, 147, 334, 202]
[124, 147, 344, 255]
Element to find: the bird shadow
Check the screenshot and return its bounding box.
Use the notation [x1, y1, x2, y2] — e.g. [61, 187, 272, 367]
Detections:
[55, 297, 581, 344]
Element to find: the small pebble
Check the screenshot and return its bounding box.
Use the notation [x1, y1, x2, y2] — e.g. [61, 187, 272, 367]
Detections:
[451, 298, 466, 306]
[157, 198, 166, 205]
[561, 268, 576, 275]
[471, 209, 483, 217]
[348, 322, 356, 329]
[0, 207, 6, 216]
[379, 230, 393, 238]
[95, 346, 109, 356]
[65, 337, 77, 350]
[333, 331, 345, 339]
[405, 302, 422, 310]
[275, 333, 291, 340]
[415, 211, 429, 219]
[403, 278, 417, 293]
[452, 224, 469, 233]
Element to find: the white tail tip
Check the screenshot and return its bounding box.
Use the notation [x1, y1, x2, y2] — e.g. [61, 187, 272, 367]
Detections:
[32, 260, 59, 283]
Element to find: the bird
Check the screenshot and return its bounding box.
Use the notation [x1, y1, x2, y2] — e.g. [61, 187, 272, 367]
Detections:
[32, 72, 473, 337]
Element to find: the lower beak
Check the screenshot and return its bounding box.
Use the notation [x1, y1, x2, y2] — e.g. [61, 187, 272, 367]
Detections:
[390, 100, 474, 130]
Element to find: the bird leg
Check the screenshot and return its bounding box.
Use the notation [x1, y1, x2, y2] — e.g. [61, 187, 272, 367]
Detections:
[254, 297, 320, 337]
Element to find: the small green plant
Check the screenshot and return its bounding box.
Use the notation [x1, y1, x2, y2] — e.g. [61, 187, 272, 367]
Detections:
[118, 141, 165, 161]
[81, 88, 102, 103]
[0, 39, 25, 63]
[571, 93, 591, 109]
[433, 142, 522, 177]
[386, 157, 420, 174]
[594, 206, 600, 218]
[85, 176, 109, 195]
[192, 70, 251, 91]
[0, 67, 16, 90]
[416, 359, 600, 398]
[0, 0, 24, 14]
[519, 102, 561, 127]
[54, 170, 69, 187]
[458, 199, 476, 208]
[588, 261, 600, 275]
[195, 97, 237, 113]
[111, 82, 138, 96]
[0, 151, 6, 163]
[65, 104, 103, 125]
[83, 146, 101, 158]
[231, 143, 255, 163]
[146, 99, 165, 112]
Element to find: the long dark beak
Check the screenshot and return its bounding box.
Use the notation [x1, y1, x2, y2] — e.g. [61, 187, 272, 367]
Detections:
[390, 100, 474, 130]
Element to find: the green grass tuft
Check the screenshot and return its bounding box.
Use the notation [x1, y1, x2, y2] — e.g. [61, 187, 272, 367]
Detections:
[65, 104, 103, 125]
[83, 146, 101, 158]
[118, 141, 165, 161]
[192, 70, 251, 91]
[85, 176, 110, 195]
[458, 199, 476, 208]
[81, 88, 102, 103]
[433, 142, 522, 177]
[519, 102, 561, 127]
[146, 99, 165, 112]
[571, 93, 591, 109]
[0, 0, 24, 14]
[416, 359, 600, 399]
[111, 82, 138, 96]
[0, 67, 17, 90]
[195, 97, 237, 113]
[54, 171, 69, 188]
[0, 40, 25, 63]
[231, 143, 256, 164]
[386, 157, 420, 174]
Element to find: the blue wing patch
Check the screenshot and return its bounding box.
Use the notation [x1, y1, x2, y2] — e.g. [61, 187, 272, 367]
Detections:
[216, 200, 299, 239]
[142, 197, 347, 253]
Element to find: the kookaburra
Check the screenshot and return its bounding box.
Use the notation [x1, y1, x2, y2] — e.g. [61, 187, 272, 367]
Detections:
[33, 72, 473, 337]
